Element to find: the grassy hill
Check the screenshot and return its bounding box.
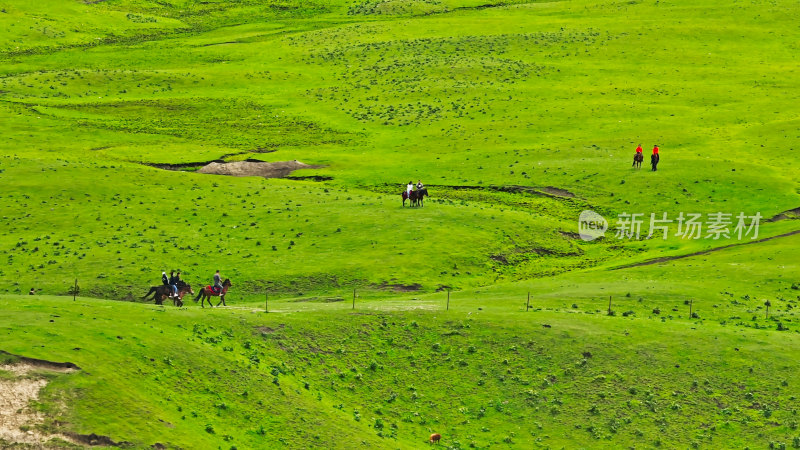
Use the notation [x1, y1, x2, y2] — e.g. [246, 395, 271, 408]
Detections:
[2, 294, 799, 449]
[1, 0, 799, 447]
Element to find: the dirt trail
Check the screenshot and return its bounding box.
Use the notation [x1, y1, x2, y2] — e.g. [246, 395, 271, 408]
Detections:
[614, 228, 800, 270]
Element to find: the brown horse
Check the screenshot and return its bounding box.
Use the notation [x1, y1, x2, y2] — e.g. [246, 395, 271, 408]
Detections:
[194, 279, 232, 308]
[632, 152, 643, 168]
[143, 283, 194, 307]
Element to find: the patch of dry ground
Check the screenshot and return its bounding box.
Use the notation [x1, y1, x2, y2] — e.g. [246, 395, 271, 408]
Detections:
[0, 359, 77, 447]
[197, 160, 322, 178]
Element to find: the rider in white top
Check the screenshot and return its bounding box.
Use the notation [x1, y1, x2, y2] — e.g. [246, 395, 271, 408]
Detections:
[406, 181, 413, 197]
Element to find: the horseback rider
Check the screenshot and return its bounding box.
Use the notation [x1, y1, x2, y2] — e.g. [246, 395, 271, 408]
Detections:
[416, 180, 424, 191]
[406, 181, 413, 198]
[651, 145, 660, 171]
[168, 270, 180, 298]
[161, 271, 169, 286]
[632, 144, 644, 168]
[213, 270, 223, 294]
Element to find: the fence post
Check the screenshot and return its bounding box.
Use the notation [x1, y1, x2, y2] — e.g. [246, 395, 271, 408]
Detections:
[688, 299, 692, 318]
[447, 290, 450, 311]
[608, 295, 612, 315]
[73, 279, 78, 301]
[526, 292, 530, 311]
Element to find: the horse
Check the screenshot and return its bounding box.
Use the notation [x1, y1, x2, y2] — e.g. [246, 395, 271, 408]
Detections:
[194, 278, 232, 308]
[632, 152, 643, 168]
[402, 190, 411, 207]
[429, 433, 441, 444]
[142, 282, 194, 307]
[651, 153, 660, 171]
[169, 283, 194, 307]
[411, 188, 428, 207]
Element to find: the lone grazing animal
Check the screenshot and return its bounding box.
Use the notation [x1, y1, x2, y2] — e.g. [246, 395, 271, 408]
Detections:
[429, 433, 441, 444]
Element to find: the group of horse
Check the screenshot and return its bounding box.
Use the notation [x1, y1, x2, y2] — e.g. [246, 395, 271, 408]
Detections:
[632, 152, 659, 170]
[402, 188, 428, 207]
[142, 278, 233, 308]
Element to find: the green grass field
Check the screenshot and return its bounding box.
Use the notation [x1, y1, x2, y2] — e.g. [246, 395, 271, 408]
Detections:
[1, 0, 799, 447]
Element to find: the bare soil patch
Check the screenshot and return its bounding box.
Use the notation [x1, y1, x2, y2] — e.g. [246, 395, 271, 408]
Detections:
[767, 206, 800, 222]
[377, 283, 422, 292]
[0, 355, 78, 447]
[256, 324, 286, 334]
[0, 375, 49, 446]
[197, 160, 323, 178]
[540, 186, 576, 198]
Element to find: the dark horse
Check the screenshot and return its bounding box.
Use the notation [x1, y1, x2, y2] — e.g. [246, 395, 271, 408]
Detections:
[632, 152, 643, 169]
[142, 281, 194, 307]
[651, 153, 660, 171]
[194, 279, 232, 308]
[412, 188, 428, 207]
[402, 189, 428, 207]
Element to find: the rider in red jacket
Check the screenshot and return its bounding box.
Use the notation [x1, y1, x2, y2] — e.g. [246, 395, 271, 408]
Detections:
[651, 145, 660, 171]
